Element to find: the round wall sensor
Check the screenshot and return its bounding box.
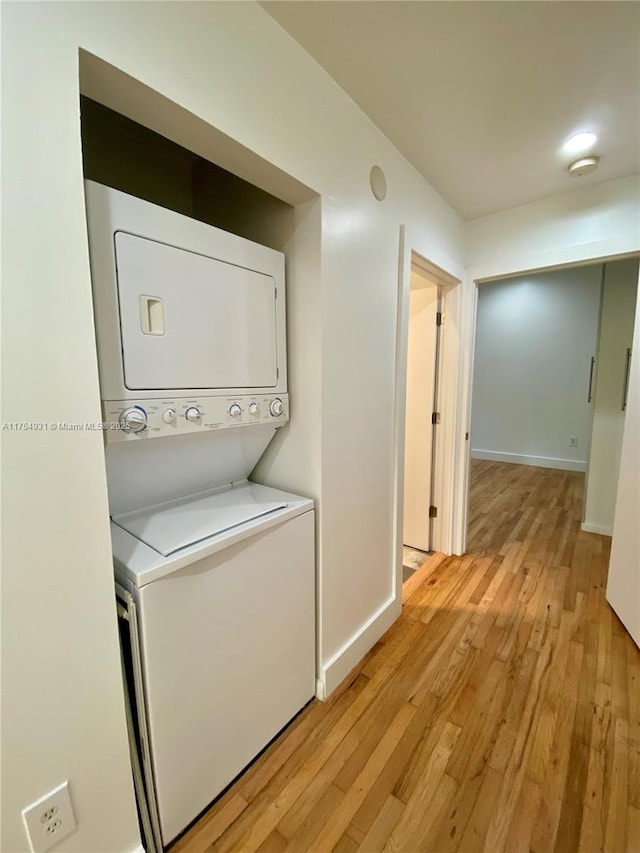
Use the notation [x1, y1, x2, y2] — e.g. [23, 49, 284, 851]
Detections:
[370, 165, 387, 201]
[568, 156, 600, 177]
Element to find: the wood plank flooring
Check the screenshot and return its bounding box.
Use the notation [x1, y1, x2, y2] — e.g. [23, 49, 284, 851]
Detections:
[171, 461, 640, 852]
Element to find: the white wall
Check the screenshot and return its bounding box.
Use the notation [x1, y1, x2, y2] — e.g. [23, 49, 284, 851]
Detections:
[471, 267, 602, 471]
[583, 258, 639, 534]
[1, 3, 464, 849]
[465, 176, 640, 276]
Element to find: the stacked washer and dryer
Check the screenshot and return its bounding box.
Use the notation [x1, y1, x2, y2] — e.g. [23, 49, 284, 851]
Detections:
[85, 182, 315, 851]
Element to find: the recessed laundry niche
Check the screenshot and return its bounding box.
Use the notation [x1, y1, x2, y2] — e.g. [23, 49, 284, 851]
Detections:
[79, 50, 322, 502]
[80, 96, 295, 251]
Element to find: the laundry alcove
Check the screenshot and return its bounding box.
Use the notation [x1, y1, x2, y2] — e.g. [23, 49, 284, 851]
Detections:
[78, 48, 322, 516]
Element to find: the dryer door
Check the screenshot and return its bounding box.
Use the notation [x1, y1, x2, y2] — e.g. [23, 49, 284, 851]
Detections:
[115, 232, 278, 391]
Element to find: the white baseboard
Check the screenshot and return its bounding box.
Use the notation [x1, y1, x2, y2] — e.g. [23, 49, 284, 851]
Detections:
[131, 846, 146, 853]
[581, 521, 613, 536]
[471, 449, 586, 473]
[319, 595, 401, 698]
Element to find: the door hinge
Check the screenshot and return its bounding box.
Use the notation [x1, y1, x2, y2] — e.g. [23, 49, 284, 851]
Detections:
[429, 505, 438, 518]
[436, 312, 445, 326]
[432, 412, 441, 425]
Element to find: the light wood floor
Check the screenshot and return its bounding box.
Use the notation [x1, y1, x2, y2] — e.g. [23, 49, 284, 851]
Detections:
[171, 461, 640, 853]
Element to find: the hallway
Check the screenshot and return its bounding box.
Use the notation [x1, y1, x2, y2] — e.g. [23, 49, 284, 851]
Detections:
[172, 461, 639, 853]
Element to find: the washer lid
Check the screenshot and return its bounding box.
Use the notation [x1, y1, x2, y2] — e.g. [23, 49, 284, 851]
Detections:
[112, 488, 287, 557]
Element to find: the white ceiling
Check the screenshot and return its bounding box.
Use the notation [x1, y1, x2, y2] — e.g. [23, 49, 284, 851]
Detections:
[262, 1, 640, 220]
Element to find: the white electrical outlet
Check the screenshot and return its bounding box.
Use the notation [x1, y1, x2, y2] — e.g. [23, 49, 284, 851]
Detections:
[22, 781, 76, 853]
[569, 436, 578, 446]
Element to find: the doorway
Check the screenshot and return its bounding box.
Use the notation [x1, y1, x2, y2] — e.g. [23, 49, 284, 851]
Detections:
[466, 257, 638, 552]
[398, 249, 460, 584]
[402, 265, 440, 579]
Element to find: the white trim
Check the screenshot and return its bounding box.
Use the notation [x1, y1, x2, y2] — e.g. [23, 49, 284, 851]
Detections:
[581, 521, 613, 536]
[319, 595, 399, 697]
[130, 846, 146, 853]
[391, 226, 410, 620]
[436, 279, 464, 554]
[471, 449, 586, 472]
[392, 225, 464, 582]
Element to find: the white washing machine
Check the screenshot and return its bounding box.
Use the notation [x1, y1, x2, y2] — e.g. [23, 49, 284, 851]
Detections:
[114, 482, 314, 848]
[85, 182, 315, 850]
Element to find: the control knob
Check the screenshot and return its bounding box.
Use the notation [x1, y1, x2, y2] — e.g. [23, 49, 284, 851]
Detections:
[249, 402, 259, 416]
[162, 408, 177, 424]
[269, 398, 284, 418]
[120, 406, 147, 433]
[185, 406, 201, 423]
[229, 403, 242, 418]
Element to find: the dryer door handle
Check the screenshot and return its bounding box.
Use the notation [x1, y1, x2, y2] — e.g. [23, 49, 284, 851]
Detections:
[139, 295, 165, 336]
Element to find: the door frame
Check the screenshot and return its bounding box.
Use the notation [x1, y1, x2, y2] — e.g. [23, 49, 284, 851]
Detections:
[454, 247, 640, 555]
[393, 225, 462, 600]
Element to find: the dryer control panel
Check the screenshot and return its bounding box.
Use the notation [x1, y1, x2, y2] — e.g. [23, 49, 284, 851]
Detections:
[103, 394, 289, 443]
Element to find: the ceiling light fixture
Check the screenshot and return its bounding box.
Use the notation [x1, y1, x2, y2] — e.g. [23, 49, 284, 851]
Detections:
[564, 131, 597, 154]
[568, 156, 600, 177]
